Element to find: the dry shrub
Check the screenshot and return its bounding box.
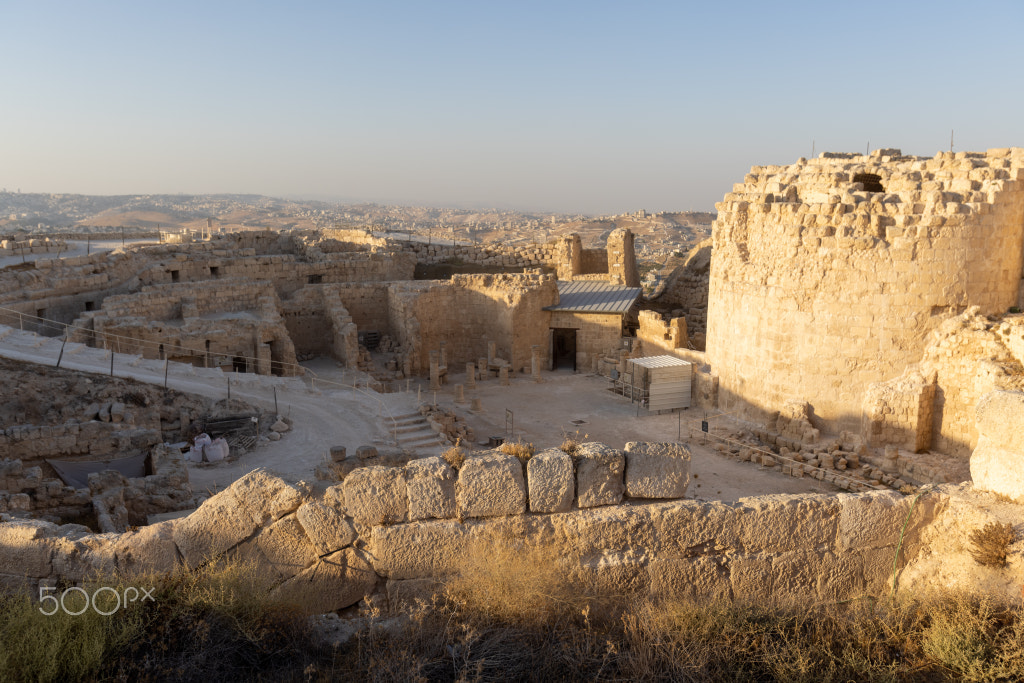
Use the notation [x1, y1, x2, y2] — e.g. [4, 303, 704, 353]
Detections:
[498, 439, 534, 466]
[441, 439, 466, 470]
[559, 428, 587, 456]
[443, 535, 595, 627]
[333, 539, 1024, 682]
[969, 521, 1016, 567]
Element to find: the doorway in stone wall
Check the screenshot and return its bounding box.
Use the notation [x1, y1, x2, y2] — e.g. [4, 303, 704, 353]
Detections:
[551, 328, 577, 371]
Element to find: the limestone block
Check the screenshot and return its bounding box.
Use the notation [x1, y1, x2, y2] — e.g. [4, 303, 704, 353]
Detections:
[835, 489, 941, 552]
[343, 466, 408, 526]
[575, 443, 624, 508]
[972, 436, 1024, 500]
[405, 457, 456, 521]
[296, 500, 357, 555]
[526, 448, 574, 513]
[109, 402, 125, 423]
[109, 520, 180, 575]
[270, 548, 377, 613]
[229, 469, 304, 525]
[369, 519, 471, 579]
[624, 442, 691, 499]
[736, 493, 840, 554]
[172, 490, 258, 568]
[243, 514, 318, 580]
[0, 520, 55, 577]
[456, 453, 526, 518]
[648, 556, 731, 601]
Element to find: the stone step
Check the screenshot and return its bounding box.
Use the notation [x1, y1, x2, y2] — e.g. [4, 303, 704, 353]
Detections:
[392, 423, 430, 435]
[400, 433, 446, 449]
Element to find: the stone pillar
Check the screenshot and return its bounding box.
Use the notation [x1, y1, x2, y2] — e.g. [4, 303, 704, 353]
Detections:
[531, 345, 542, 383]
[455, 384, 466, 404]
[429, 350, 441, 391]
[470, 397, 483, 412]
[478, 357, 489, 381]
[439, 341, 448, 369]
[402, 356, 412, 378]
[487, 341, 496, 366]
[500, 366, 510, 386]
[466, 362, 476, 390]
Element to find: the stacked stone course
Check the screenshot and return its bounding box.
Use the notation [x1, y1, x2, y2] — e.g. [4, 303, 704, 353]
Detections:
[706, 148, 1024, 444]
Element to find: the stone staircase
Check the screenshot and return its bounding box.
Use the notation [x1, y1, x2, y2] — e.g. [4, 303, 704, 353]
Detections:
[390, 411, 446, 451]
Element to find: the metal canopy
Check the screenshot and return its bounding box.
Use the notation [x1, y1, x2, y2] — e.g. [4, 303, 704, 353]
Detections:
[545, 280, 643, 314]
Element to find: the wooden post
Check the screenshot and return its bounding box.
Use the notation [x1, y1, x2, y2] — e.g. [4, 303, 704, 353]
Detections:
[164, 359, 169, 388]
[55, 334, 68, 368]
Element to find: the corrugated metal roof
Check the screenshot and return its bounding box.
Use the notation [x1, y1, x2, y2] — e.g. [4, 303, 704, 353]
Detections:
[629, 355, 692, 368]
[545, 280, 643, 314]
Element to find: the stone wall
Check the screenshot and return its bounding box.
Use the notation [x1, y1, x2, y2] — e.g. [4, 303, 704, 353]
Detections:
[862, 371, 936, 453]
[706, 148, 1024, 437]
[969, 391, 1024, 500]
[606, 228, 640, 287]
[0, 445, 959, 612]
[917, 309, 1024, 456]
[67, 280, 299, 375]
[390, 274, 559, 375]
[655, 239, 711, 347]
[0, 238, 66, 256]
[0, 232, 414, 335]
[636, 310, 688, 356]
[0, 442, 190, 530]
[549, 311, 624, 371]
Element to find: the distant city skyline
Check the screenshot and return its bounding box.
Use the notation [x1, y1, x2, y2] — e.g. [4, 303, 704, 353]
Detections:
[1, 1, 1021, 215]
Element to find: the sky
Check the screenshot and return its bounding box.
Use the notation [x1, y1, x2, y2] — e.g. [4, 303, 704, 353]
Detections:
[1, 1, 1021, 215]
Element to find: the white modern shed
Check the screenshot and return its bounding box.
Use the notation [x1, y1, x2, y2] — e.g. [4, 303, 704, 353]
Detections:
[626, 355, 692, 411]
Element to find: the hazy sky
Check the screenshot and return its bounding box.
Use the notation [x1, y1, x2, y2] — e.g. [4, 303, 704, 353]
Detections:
[1, 1, 1021, 214]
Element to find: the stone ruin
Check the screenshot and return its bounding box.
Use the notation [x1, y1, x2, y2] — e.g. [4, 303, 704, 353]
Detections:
[2, 149, 1024, 618]
[0, 357, 274, 532]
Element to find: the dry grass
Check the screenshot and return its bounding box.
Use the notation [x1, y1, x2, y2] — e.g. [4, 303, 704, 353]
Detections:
[333, 540, 1024, 682]
[0, 558, 327, 683]
[559, 428, 588, 456]
[498, 439, 535, 466]
[8, 540, 1024, 681]
[969, 521, 1016, 567]
[441, 439, 466, 470]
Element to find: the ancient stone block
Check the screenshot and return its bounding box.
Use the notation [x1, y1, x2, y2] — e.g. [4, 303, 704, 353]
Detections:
[526, 448, 574, 513]
[736, 493, 840, 554]
[456, 453, 526, 518]
[110, 519, 179, 575]
[343, 466, 408, 526]
[835, 489, 939, 552]
[369, 519, 471, 579]
[172, 490, 257, 568]
[228, 469, 304, 525]
[271, 548, 377, 613]
[405, 457, 456, 521]
[296, 500, 357, 555]
[0, 519, 55, 577]
[575, 443, 624, 508]
[648, 556, 731, 601]
[623, 441, 691, 499]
